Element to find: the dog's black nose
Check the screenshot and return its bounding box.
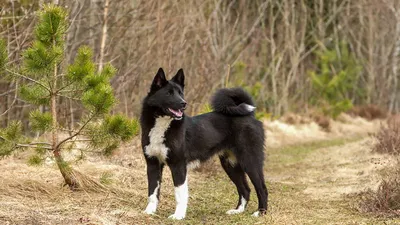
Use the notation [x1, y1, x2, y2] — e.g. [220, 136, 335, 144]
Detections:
[181, 101, 187, 108]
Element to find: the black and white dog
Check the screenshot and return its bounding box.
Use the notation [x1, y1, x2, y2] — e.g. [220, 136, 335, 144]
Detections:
[140, 68, 268, 220]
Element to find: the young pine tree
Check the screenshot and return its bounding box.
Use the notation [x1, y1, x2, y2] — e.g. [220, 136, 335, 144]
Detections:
[0, 5, 138, 189]
[308, 42, 362, 118]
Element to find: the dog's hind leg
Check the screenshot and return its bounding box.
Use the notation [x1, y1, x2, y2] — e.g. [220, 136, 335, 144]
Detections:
[241, 155, 268, 217]
[144, 157, 164, 215]
[168, 162, 188, 220]
[219, 154, 251, 215]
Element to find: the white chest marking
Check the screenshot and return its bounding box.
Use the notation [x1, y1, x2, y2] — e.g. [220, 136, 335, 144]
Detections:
[145, 116, 173, 162]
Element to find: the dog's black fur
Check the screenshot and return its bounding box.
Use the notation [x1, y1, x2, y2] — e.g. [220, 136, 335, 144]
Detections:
[140, 68, 268, 218]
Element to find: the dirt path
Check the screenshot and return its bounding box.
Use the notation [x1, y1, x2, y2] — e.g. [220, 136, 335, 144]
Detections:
[270, 138, 392, 200]
[302, 138, 393, 200]
[265, 136, 399, 224]
[265, 115, 394, 200]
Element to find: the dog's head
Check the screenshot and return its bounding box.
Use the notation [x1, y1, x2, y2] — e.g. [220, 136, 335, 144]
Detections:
[145, 68, 186, 120]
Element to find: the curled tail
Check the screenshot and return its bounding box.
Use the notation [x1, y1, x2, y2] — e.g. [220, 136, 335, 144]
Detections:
[211, 88, 256, 116]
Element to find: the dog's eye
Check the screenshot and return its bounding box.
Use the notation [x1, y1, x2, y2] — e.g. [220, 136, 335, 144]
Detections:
[179, 90, 183, 95]
[167, 90, 173, 96]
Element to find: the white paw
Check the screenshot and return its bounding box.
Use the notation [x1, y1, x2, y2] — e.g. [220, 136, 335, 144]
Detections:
[143, 206, 156, 215]
[168, 213, 185, 220]
[226, 209, 243, 215]
[226, 197, 246, 215]
[252, 211, 260, 217]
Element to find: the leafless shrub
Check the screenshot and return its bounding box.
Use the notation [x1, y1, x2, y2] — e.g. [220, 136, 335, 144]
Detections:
[373, 115, 400, 155]
[281, 111, 330, 130]
[312, 114, 331, 131]
[281, 113, 312, 125]
[355, 115, 400, 215]
[356, 172, 400, 216]
[348, 105, 388, 121]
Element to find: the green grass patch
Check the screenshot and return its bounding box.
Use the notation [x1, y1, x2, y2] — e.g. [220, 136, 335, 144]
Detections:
[268, 136, 364, 165]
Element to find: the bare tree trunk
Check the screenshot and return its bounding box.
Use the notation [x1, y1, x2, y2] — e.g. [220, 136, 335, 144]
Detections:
[366, 7, 375, 104]
[389, 4, 400, 112]
[268, 3, 279, 116]
[98, 0, 109, 71]
[157, 0, 163, 66]
[89, 0, 97, 49]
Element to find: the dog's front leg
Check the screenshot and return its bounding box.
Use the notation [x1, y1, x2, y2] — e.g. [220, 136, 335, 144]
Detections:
[168, 162, 188, 220]
[144, 157, 164, 215]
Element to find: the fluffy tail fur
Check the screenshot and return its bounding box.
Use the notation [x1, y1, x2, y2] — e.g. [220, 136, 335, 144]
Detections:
[211, 88, 256, 116]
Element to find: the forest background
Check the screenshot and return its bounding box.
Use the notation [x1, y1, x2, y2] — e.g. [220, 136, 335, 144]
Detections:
[1, 0, 399, 129]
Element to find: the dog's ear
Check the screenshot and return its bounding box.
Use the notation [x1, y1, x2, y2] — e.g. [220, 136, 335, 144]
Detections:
[171, 68, 185, 89]
[151, 68, 168, 92]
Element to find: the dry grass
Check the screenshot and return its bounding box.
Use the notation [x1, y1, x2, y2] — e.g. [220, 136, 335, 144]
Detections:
[0, 148, 393, 225]
[0, 116, 398, 224]
[265, 113, 381, 148]
[280, 110, 384, 133]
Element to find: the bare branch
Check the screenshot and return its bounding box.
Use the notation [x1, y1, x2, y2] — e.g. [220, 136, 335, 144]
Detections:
[5, 69, 50, 92]
[0, 81, 18, 117]
[56, 93, 81, 101]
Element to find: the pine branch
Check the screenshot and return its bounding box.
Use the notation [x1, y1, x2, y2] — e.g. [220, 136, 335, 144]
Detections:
[30, 142, 51, 146]
[56, 80, 76, 93]
[55, 113, 96, 150]
[58, 88, 85, 94]
[64, 139, 92, 143]
[6, 68, 50, 92]
[0, 135, 52, 150]
[16, 143, 53, 150]
[76, 148, 103, 153]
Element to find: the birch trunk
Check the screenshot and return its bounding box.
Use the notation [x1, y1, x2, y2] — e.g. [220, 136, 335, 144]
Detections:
[98, 0, 109, 71]
[389, 8, 400, 112]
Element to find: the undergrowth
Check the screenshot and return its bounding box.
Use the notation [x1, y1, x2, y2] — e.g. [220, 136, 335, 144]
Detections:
[356, 115, 400, 216]
[373, 115, 400, 155]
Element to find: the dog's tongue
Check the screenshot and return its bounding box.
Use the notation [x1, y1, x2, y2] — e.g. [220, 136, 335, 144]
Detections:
[168, 108, 183, 117]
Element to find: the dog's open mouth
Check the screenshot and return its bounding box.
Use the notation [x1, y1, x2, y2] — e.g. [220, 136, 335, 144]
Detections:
[168, 108, 184, 119]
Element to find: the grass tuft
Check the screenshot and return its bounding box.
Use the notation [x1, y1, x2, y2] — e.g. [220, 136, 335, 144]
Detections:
[100, 171, 114, 185]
